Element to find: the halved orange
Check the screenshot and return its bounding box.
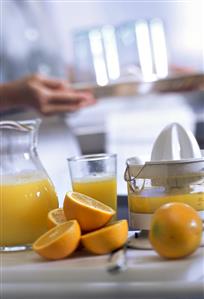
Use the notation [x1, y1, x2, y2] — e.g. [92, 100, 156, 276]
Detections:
[81, 220, 128, 254]
[47, 208, 67, 229]
[33, 220, 81, 260]
[63, 191, 115, 232]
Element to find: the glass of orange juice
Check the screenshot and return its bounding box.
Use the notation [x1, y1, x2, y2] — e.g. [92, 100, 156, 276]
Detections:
[68, 154, 117, 214]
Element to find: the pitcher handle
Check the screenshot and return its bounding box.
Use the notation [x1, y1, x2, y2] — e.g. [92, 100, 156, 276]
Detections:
[0, 119, 41, 131]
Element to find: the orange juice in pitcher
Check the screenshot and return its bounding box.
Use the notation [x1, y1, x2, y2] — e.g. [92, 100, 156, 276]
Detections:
[1, 172, 58, 247]
[0, 120, 59, 251]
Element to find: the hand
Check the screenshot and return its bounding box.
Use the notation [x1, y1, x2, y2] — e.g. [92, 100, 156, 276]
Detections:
[1, 74, 96, 115]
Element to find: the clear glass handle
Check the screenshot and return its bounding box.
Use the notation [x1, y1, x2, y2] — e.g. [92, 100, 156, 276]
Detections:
[0, 119, 41, 131]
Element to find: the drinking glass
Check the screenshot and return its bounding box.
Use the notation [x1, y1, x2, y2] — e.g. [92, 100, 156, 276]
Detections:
[68, 154, 117, 213]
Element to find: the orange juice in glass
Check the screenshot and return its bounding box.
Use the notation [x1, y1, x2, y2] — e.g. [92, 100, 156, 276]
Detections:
[68, 154, 117, 214]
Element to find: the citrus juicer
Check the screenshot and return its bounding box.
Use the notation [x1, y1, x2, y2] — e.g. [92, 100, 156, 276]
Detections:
[124, 123, 204, 249]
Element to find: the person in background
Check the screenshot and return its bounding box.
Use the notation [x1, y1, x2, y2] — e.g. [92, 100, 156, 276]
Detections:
[0, 0, 96, 204]
[0, 1, 95, 115]
[0, 74, 95, 115]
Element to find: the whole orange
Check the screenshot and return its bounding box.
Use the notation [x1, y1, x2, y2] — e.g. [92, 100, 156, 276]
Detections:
[149, 202, 203, 259]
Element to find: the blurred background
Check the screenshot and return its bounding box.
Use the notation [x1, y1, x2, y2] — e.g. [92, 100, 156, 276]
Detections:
[1, 0, 204, 203]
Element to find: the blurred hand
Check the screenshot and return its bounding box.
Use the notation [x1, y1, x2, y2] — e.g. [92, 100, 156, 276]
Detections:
[1, 74, 96, 115]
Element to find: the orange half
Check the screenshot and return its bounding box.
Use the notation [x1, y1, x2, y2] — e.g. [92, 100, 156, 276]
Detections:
[33, 220, 81, 260]
[81, 219, 128, 254]
[47, 208, 67, 229]
[63, 191, 115, 232]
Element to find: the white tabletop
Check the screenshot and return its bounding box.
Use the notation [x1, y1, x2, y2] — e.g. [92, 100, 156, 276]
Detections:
[2, 241, 204, 299]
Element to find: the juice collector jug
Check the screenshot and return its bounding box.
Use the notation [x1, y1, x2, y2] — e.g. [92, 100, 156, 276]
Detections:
[0, 119, 59, 251]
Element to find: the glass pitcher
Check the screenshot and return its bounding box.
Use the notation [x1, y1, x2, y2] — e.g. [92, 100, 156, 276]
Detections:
[0, 119, 59, 252]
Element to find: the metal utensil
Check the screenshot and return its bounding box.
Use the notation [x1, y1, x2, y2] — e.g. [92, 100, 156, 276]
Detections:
[107, 231, 153, 274]
[107, 246, 127, 274]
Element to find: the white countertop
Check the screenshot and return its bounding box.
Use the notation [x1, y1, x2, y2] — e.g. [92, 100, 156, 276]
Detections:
[2, 240, 204, 299]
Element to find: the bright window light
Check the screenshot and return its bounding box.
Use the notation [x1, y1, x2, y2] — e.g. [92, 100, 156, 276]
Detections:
[89, 29, 108, 86]
[150, 19, 168, 78]
[102, 25, 120, 81]
[135, 20, 154, 81]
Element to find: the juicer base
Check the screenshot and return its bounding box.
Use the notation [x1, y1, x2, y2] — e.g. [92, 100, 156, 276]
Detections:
[127, 230, 152, 250]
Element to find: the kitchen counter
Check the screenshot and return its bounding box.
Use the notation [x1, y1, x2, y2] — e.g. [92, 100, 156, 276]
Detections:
[2, 239, 204, 299]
